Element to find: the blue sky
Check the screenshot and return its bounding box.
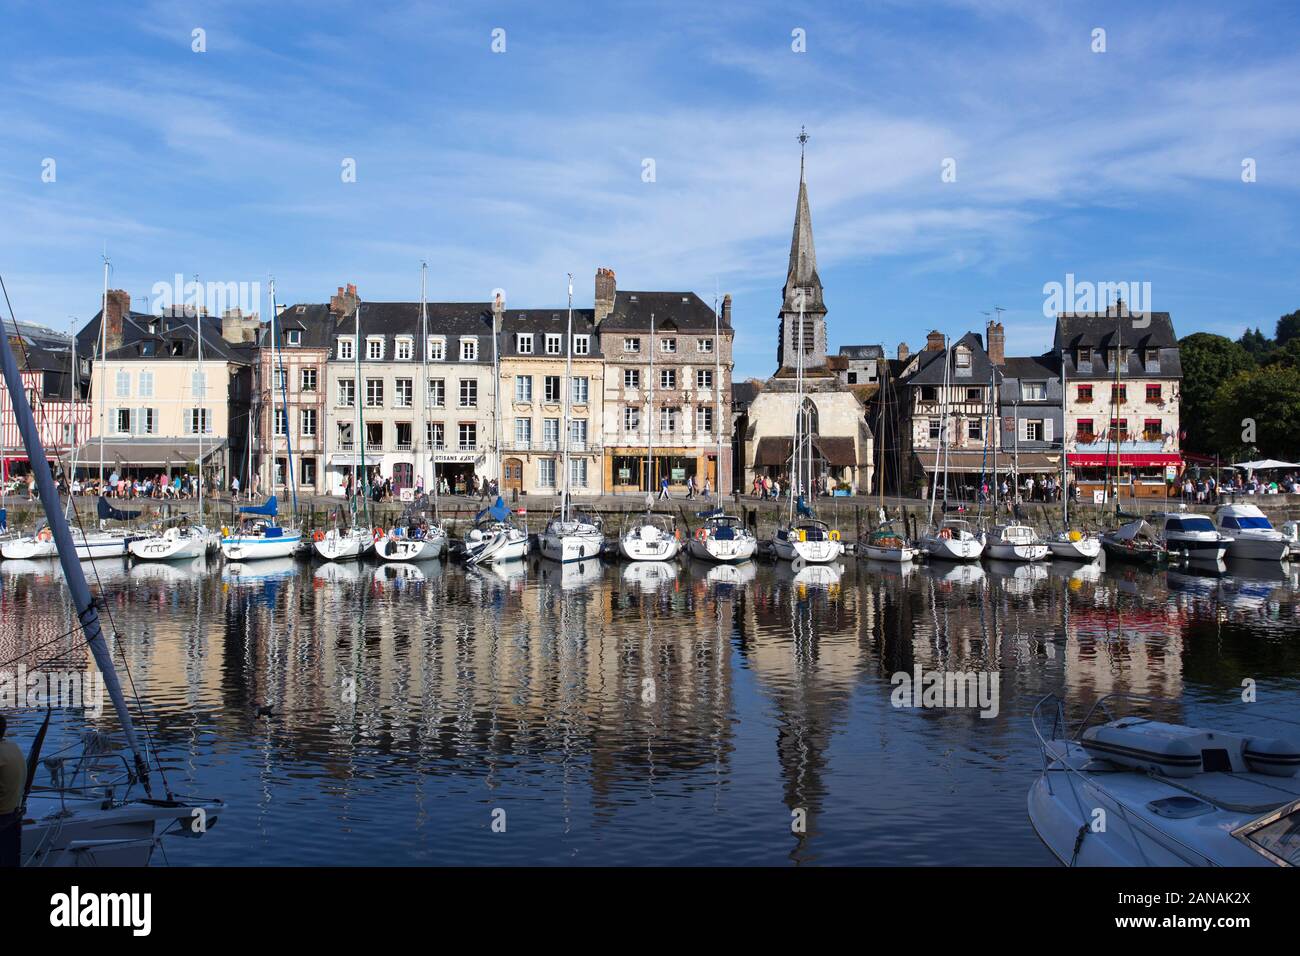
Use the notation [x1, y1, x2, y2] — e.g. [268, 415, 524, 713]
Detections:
[2, 0, 1298, 378]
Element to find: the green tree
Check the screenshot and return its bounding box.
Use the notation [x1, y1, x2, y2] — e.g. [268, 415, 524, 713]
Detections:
[1262, 337, 1300, 370]
[1276, 309, 1300, 348]
[1238, 327, 1273, 361]
[1212, 365, 1300, 460]
[1177, 333, 1255, 454]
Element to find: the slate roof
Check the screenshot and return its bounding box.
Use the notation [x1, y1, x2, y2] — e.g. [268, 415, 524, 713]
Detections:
[332, 301, 495, 363]
[77, 309, 251, 364]
[839, 344, 884, 360]
[598, 291, 726, 332]
[1053, 311, 1182, 379]
[266, 304, 336, 349]
[499, 308, 603, 358]
[1000, 354, 1059, 381]
[906, 332, 1002, 386]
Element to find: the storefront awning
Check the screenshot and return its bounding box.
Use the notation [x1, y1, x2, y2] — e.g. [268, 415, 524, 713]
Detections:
[73, 437, 228, 467]
[1068, 452, 1182, 468]
[914, 450, 1064, 474]
[755, 436, 860, 467]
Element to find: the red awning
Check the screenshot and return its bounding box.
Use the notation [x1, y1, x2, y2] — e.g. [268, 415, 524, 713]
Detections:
[1068, 453, 1182, 468]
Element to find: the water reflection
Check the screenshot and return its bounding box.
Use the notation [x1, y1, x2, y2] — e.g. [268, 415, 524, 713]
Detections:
[1, 551, 1297, 866]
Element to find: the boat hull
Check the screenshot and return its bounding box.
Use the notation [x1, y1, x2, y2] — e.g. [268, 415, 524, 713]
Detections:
[860, 543, 920, 562]
[985, 542, 1048, 562]
[539, 529, 605, 563]
[1224, 536, 1290, 561]
[129, 531, 217, 561]
[313, 530, 372, 562]
[618, 530, 681, 562]
[1048, 537, 1102, 560]
[374, 532, 446, 562]
[921, 535, 984, 561]
[463, 528, 529, 565]
[687, 534, 757, 563]
[221, 533, 301, 561]
[771, 535, 844, 563]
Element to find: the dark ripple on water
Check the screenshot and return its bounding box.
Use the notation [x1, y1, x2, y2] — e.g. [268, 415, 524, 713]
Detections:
[2, 553, 1299, 865]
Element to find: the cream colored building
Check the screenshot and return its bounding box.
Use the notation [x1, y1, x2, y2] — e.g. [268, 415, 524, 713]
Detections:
[497, 307, 605, 496]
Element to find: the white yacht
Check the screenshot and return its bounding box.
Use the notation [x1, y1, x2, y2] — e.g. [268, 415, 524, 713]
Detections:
[859, 519, 920, 562]
[618, 511, 681, 562]
[313, 525, 373, 562]
[1213, 503, 1291, 561]
[220, 497, 302, 561]
[687, 510, 758, 563]
[1030, 694, 1300, 866]
[1048, 528, 1102, 561]
[462, 497, 530, 566]
[771, 514, 845, 564]
[920, 517, 984, 561]
[129, 520, 220, 561]
[981, 523, 1048, 561]
[374, 522, 447, 562]
[1151, 510, 1230, 562]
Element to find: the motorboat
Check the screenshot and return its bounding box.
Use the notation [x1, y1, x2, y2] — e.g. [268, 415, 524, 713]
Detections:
[1029, 694, 1300, 866]
[461, 496, 530, 566]
[129, 519, 220, 561]
[1150, 510, 1230, 562]
[687, 509, 758, 563]
[981, 523, 1049, 562]
[919, 518, 984, 561]
[1048, 528, 1102, 561]
[618, 511, 682, 562]
[859, 519, 919, 562]
[1213, 504, 1291, 561]
[312, 525, 373, 562]
[220, 496, 302, 561]
[1101, 517, 1169, 566]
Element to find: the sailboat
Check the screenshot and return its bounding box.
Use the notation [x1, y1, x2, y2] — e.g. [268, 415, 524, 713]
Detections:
[769, 291, 843, 564]
[131, 288, 221, 560]
[860, 357, 919, 561]
[619, 309, 681, 561]
[222, 281, 302, 560]
[919, 334, 984, 561]
[1048, 342, 1101, 560]
[316, 288, 372, 561]
[0, 276, 223, 866]
[686, 303, 756, 564]
[374, 262, 449, 562]
[540, 273, 605, 563]
[460, 292, 529, 565]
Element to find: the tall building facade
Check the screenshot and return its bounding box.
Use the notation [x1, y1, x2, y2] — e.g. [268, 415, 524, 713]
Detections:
[595, 268, 734, 495]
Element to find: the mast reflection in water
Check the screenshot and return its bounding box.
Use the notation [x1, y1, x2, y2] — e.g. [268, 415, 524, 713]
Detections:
[2, 554, 1298, 865]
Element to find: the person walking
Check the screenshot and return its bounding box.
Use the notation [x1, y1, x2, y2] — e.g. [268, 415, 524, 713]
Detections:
[658, 475, 671, 500]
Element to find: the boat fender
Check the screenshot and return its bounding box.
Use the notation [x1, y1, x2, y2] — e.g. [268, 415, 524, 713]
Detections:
[373, 527, 385, 541]
[1081, 725, 1200, 778]
[674, 528, 682, 541]
[221, 526, 229, 538]
[1243, 736, 1300, 778]
[1068, 530, 1082, 542]
[312, 530, 325, 543]
[798, 529, 807, 542]
[939, 528, 952, 540]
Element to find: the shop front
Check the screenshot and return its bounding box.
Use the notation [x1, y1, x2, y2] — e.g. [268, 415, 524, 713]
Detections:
[1068, 452, 1181, 501]
[607, 448, 707, 493]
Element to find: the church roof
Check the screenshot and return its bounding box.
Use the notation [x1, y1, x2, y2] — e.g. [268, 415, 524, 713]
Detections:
[781, 174, 825, 315]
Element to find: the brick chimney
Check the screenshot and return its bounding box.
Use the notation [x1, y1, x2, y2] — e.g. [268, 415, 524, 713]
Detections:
[103, 290, 130, 354]
[986, 320, 1005, 366]
[594, 267, 616, 326]
[329, 283, 359, 317]
[925, 330, 944, 352]
[897, 341, 910, 361]
[221, 307, 261, 345]
[721, 293, 732, 327]
[492, 290, 505, 332]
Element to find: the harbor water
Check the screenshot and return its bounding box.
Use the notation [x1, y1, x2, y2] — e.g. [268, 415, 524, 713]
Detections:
[3, 553, 1299, 865]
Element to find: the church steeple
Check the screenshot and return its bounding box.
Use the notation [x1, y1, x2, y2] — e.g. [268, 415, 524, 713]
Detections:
[778, 127, 828, 371]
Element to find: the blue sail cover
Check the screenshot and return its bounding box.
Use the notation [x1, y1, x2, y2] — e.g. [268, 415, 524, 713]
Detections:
[475, 496, 512, 523]
[240, 495, 279, 517]
[695, 508, 724, 519]
[98, 496, 139, 521]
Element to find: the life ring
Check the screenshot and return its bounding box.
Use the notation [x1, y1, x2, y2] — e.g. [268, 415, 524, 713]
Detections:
[313, 530, 325, 543]
[829, 530, 841, 541]
[940, 528, 952, 540]
[37, 528, 52, 542]
[695, 527, 708, 541]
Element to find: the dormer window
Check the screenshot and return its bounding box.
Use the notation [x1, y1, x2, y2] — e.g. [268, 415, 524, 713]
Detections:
[366, 336, 384, 360]
[1077, 346, 1092, 371]
[170, 341, 184, 357]
[516, 333, 534, 354]
[573, 334, 590, 356]
[338, 336, 354, 361]
[287, 329, 302, 346]
[394, 336, 413, 361]
[427, 336, 445, 361]
[545, 333, 562, 355]
[954, 347, 972, 377]
[460, 337, 478, 361]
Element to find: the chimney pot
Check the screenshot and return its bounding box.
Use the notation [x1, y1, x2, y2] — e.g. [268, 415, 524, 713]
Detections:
[594, 266, 616, 327]
[925, 330, 945, 351]
[897, 341, 910, 361]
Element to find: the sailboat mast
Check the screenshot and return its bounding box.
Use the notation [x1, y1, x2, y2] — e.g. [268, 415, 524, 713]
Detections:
[561, 273, 574, 521]
[99, 256, 108, 484]
[418, 263, 428, 494]
[648, 311, 655, 498]
[268, 280, 277, 502]
[714, 295, 722, 507]
[0, 279, 152, 793]
[194, 274, 204, 521]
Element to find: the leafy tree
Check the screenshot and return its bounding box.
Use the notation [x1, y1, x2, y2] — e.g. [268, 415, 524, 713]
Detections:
[1276, 309, 1300, 348]
[1262, 337, 1300, 370]
[1177, 333, 1255, 453]
[1212, 365, 1300, 460]
[1238, 326, 1273, 361]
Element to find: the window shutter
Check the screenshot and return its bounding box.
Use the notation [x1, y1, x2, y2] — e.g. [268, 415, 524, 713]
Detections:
[1044, 418, 1054, 442]
[1019, 418, 1028, 442]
